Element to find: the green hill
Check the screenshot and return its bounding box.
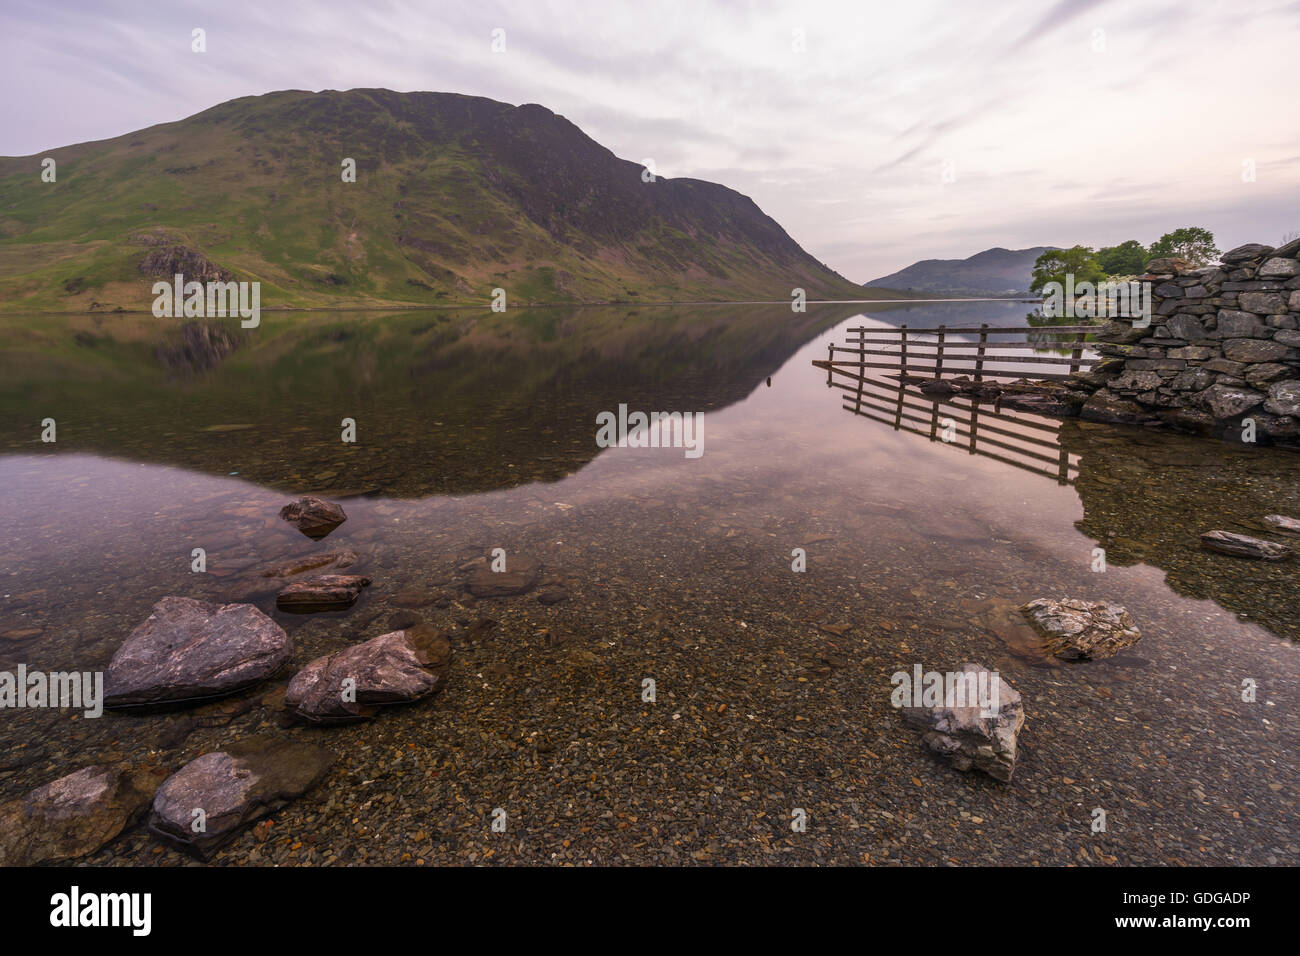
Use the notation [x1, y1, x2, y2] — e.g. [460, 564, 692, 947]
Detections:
[0, 88, 892, 312]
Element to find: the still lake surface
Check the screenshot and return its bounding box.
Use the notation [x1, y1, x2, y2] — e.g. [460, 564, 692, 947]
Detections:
[1, 300, 1296, 865]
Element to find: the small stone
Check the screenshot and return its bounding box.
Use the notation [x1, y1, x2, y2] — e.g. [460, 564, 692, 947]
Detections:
[279, 496, 347, 539]
[899, 663, 1024, 782]
[1262, 515, 1300, 535]
[275, 574, 371, 613]
[1019, 598, 1141, 660]
[1199, 530, 1292, 561]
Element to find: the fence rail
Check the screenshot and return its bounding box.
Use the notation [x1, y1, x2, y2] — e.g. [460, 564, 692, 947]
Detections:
[815, 323, 1101, 383]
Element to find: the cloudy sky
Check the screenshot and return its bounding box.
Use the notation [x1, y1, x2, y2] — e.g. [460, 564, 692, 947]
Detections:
[3, 0, 1298, 281]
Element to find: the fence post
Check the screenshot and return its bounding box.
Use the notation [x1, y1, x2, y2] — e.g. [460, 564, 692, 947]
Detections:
[826, 340, 834, 386]
[1069, 330, 1086, 376]
[974, 324, 988, 381]
[935, 325, 946, 379]
[900, 324, 908, 378]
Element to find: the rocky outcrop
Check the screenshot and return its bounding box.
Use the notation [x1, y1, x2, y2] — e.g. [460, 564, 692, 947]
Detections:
[1199, 530, 1293, 560]
[1076, 239, 1300, 444]
[148, 737, 335, 858]
[275, 574, 372, 612]
[279, 496, 347, 539]
[900, 663, 1024, 782]
[1019, 598, 1142, 660]
[104, 597, 292, 707]
[0, 764, 169, 865]
[284, 624, 451, 724]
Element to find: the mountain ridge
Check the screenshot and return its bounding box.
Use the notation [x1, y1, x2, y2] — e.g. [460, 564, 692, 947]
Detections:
[865, 245, 1057, 297]
[0, 88, 907, 312]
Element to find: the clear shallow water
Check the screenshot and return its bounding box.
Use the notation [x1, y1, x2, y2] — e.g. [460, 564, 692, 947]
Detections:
[0, 302, 1297, 865]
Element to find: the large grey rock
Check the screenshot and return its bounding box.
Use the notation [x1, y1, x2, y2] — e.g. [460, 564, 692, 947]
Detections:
[900, 663, 1024, 783]
[1080, 389, 1151, 424]
[1165, 314, 1207, 340]
[279, 496, 347, 539]
[0, 764, 169, 865]
[1274, 329, 1300, 347]
[1221, 243, 1273, 263]
[1195, 383, 1265, 419]
[1238, 292, 1287, 314]
[105, 597, 292, 707]
[148, 737, 335, 858]
[1264, 380, 1300, 417]
[1199, 530, 1292, 560]
[284, 624, 451, 724]
[1019, 598, 1142, 660]
[1258, 257, 1299, 278]
[1222, 338, 1288, 363]
[275, 573, 371, 613]
[1214, 310, 1263, 337]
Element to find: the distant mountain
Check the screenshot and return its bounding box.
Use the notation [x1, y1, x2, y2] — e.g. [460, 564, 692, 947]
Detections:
[0, 88, 906, 312]
[865, 246, 1058, 297]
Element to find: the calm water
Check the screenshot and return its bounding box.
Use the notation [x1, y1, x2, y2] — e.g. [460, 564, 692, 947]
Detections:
[1, 302, 1296, 865]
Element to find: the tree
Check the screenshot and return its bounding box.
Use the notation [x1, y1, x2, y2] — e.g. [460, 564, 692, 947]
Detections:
[1030, 246, 1107, 295]
[1147, 227, 1220, 267]
[1097, 239, 1147, 276]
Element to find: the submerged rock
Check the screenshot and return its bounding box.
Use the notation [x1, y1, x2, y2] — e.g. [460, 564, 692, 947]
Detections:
[465, 556, 541, 597]
[259, 549, 358, 578]
[275, 574, 372, 613]
[0, 764, 169, 865]
[105, 597, 293, 707]
[284, 624, 451, 724]
[1019, 598, 1141, 660]
[900, 663, 1024, 782]
[1199, 530, 1293, 560]
[1263, 514, 1300, 535]
[279, 496, 347, 539]
[148, 737, 335, 858]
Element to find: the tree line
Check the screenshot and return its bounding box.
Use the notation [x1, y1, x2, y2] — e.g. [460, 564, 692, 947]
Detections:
[1030, 227, 1220, 296]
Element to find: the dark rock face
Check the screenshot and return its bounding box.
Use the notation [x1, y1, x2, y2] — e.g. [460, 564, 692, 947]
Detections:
[0, 764, 169, 865]
[137, 243, 232, 283]
[465, 556, 541, 597]
[148, 737, 335, 858]
[1019, 598, 1142, 660]
[1081, 389, 1154, 425]
[1199, 530, 1293, 560]
[899, 663, 1024, 782]
[104, 597, 292, 707]
[279, 496, 347, 539]
[284, 625, 452, 724]
[275, 574, 372, 613]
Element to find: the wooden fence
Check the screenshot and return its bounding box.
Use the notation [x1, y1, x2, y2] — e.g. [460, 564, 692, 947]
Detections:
[815, 323, 1101, 383]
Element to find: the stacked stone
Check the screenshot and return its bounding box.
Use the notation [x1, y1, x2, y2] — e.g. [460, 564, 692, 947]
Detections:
[1079, 238, 1300, 444]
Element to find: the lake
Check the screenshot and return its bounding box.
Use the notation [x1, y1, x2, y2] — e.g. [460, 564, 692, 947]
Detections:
[1, 300, 1296, 865]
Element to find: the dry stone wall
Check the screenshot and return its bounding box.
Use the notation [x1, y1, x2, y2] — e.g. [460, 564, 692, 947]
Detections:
[1077, 238, 1300, 446]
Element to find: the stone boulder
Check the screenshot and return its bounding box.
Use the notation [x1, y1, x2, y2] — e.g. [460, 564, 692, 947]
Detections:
[104, 597, 292, 707]
[1019, 598, 1141, 660]
[1080, 389, 1152, 425]
[1199, 530, 1292, 560]
[1264, 380, 1300, 417]
[900, 663, 1024, 782]
[279, 496, 347, 539]
[148, 737, 335, 858]
[0, 764, 169, 865]
[284, 624, 451, 724]
[275, 574, 372, 613]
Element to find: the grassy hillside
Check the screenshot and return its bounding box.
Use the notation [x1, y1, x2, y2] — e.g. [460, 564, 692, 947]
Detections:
[865, 246, 1058, 297]
[0, 88, 898, 312]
